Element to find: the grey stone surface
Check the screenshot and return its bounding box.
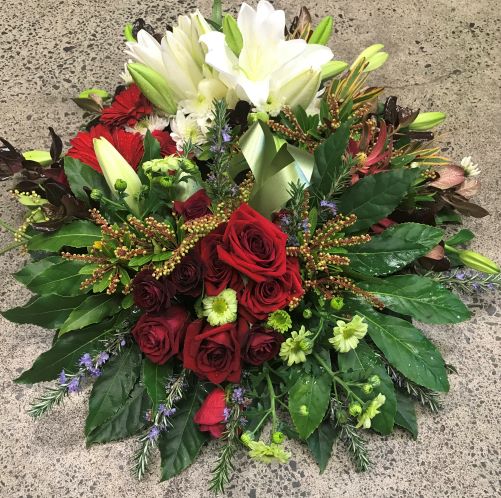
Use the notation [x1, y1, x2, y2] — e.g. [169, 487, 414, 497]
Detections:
[0, 0, 500, 496]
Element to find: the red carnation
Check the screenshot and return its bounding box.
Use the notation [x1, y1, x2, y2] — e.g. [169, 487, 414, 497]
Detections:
[100, 84, 152, 128]
[194, 388, 227, 438]
[173, 189, 212, 221]
[67, 124, 144, 172]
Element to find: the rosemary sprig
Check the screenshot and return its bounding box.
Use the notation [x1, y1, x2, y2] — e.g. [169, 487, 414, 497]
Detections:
[28, 384, 69, 419]
[339, 423, 370, 472]
[132, 369, 187, 481]
[424, 268, 501, 295]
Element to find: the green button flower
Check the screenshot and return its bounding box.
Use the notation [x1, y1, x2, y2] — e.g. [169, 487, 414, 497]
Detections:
[329, 315, 368, 353]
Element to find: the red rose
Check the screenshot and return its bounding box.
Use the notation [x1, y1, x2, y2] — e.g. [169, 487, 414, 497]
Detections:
[132, 269, 175, 313]
[169, 253, 203, 297]
[243, 326, 284, 366]
[217, 203, 288, 282]
[200, 224, 243, 296]
[238, 257, 304, 322]
[100, 84, 153, 128]
[132, 306, 189, 364]
[194, 388, 227, 438]
[183, 318, 248, 384]
[173, 189, 212, 221]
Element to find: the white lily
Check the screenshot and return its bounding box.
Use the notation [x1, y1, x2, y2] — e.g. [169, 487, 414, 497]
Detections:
[93, 137, 142, 215]
[200, 0, 333, 114]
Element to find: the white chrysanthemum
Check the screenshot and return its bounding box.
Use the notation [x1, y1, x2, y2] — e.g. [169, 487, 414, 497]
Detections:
[460, 156, 481, 177]
[202, 289, 238, 326]
[128, 115, 170, 135]
[120, 61, 134, 84]
[170, 111, 207, 151]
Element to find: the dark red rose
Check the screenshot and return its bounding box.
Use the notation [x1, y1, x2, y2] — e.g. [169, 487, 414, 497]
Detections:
[100, 84, 153, 127]
[152, 130, 178, 158]
[170, 253, 203, 297]
[132, 269, 175, 313]
[183, 318, 248, 383]
[67, 124, 144, 172]
[173, 189, 212, 221]
[238, 257, 304, 322]
[243, 326, 284, 366]
[217, 203, 288, 282]
[132, 305, 190, 364]
[194, 388, 227, 438]
[200, 224, 243, 296]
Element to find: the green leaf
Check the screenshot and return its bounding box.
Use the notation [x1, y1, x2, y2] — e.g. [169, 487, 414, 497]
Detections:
[86, 383, 151, 445]
[211, 0, 222, 26]
[446, 228, 475, 247]
[394, 390, 418, 438]
[223, 15, 243, 56]
[27, 220, 102, 252]
[309, 16, 333, 45]
[14, 256, 62, 286]
[140, 130, 161, 165]
[64, 156, 111, 202]
[26, 260, 87, 296]
[338, 169, 421, 233]
[311, 121, 351, 197]
[3, 294, 87, 330]
[350, 302, 449, 392]
[15, 317, 119, 384]
[289, 372, 331, 440]
[338, 342, 396, 435]
[306, 421, 338, 472]
[358, 275, 471, 324]
[85, 345, 142, 437]
[346, 223, 444, 275]
[142, 359, 172, 413]
[59, 294, 122, 335]
[159, 381, 209, 481]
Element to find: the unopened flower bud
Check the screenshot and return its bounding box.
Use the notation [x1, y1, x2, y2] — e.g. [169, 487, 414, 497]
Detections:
[272, 431, 285, 444]
[157, 176, 175, 189]
[336, 410, 348, 424]
[408, 112, 446, 131]
[90, 189, 103, 201]
[240, 431, 254, 446]
[302, 309, 313, 319]
[114, 179, 128, 192]
[330, 296, 344, 311]
[457, 249, 500, 275]
[368, 375, 380, 387]
[299, 405, 309, 416]
[362, 383, 374, 394]
[348, 402, 363, 417]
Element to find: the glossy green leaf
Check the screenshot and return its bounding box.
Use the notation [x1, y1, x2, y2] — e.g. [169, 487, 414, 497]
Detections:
[141, 130, 161, 165]
[3, 294, 87, 330]
[309, 16, 333, 45]
[26, 260, 87, 296]
[143, 359, 172, 413]
[159, 381, 209, 481]
[59, 294, 122, 335]
[64, 156, 111, 202]
[359, 275, 471, 324]
[351, 302, 449, 392]
[306, 421, 338, 472]
[338, 342, 396, 435]
[394, 390, 418, 438]
[289, 372, 331, 440]
[86, 383, 151, 445]
[14, 256, 62, 286]
[85, 345, 142, 436]
[15, 318, 119, 384]
[27, 220, 102, 252]
[223, 15, 243, 56]
[338, 169, 421, 233]
[346, 223, 443, 275]
[446, 228, 475, 247]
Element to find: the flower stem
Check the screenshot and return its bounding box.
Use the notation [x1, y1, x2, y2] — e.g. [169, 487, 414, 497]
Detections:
[265, 370, 278, 433]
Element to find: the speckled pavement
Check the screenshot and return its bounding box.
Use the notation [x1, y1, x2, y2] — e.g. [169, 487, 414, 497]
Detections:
[0, 1, 500, 496]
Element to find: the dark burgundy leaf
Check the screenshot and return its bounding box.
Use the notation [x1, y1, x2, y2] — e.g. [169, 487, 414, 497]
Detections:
[49, 127, 63, 162]
[443, 194, 489, 218]
[0, 137, 23, 179]
[43, 179, 72, 206]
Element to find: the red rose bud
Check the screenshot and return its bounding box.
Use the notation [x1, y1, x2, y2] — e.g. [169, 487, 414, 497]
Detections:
[173, 189, 212, 221]
[132, 269, 175, 313]
[132, 305, 190, 364]
[238, 257, 304, 322]
[183, 318, 249, 384]
[217, 203, 288, 282]
[200, 224, 243, 297]
[194, 388, 227, 438]
[169, 253, 203, 297]
[243, 326, 284, 366]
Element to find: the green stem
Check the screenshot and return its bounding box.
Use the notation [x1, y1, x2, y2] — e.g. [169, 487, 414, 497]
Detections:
[265, 371, 278, 434]
[311, 317, 325, 342]
[444, 243, 459, 254]
[250, 410, 271, 436]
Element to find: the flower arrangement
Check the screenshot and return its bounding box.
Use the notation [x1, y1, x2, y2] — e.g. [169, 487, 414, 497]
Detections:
[1, 0, 499, 492]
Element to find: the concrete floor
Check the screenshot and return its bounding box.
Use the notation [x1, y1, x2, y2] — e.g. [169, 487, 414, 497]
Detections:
[0, 0, 500, 496]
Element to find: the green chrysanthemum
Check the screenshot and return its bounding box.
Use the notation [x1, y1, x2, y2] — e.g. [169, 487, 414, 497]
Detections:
[247, 440, 291, 464]
[329, 315, 368, 353]
[267, 310, 292, 333]
[356, 393, 386, 429]
[202, 289, 238, 326]
[279, 326, 313, 366]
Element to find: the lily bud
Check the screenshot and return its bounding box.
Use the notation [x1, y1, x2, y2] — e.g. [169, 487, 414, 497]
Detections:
[408, 112, 446, 131]
[321, 60, 349, 80]
[279, 69, 322, 111]
[127, 62, 177, 115]
[352, 44, 389, 72]
[457, 249, 500, 274]
[93, 137, 142, 215]
[22, 150, 52, 166]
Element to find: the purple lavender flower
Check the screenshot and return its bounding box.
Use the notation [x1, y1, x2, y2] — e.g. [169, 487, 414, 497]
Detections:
[232, 387, 245, 404]
[221, 125, 232, 143]
[210, 143, 224, 154]
[88, 366, 102, 378]
[223, 407, 231, 422]
[455, 272, 465, 280]
[239, 416, 248, 426]
[120, 339, 126, 347]
[79, 353, 93, 369]
[59, 370, 67, 385]
[320, 200, 337, 216]
[148, 425, 161, 441]
[158, 404, 176, 417]
[96, 352, 110, 367]
[301, 219, 309, 232]
[144, 410, 152, 422]
[67, 376, 81, 394]
[229, 184, 239, 197]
